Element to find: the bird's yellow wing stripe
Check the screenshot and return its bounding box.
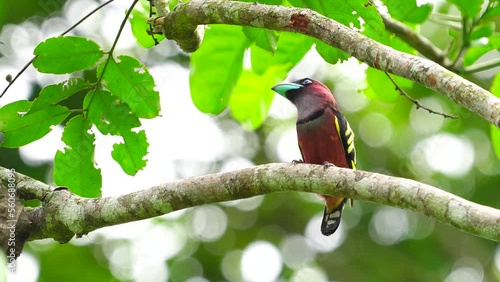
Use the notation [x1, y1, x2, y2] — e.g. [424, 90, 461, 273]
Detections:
[334, 115, 341, 136]
[331, 106, 356, 170]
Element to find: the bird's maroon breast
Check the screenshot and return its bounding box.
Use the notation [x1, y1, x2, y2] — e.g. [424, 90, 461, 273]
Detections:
[296, 110, 349, 168]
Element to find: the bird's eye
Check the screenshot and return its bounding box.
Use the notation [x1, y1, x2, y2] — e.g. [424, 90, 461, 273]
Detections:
[301, 79, 313, 85]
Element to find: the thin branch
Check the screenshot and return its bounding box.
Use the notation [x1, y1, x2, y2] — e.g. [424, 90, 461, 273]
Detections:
[1, 164, 499, 243]
[61, 0, 116, 36]
[380, 13, 452, 68]
[430, 13, 463, 23]
[427, 17, 462, 30]
[156, 0, 500, 128]
[450, 18, 469, 69]
[0, 0, 115, 100]
[463, 58, 500, 74]
[384, 72, 458, 119]
[0, 57, 36, 99]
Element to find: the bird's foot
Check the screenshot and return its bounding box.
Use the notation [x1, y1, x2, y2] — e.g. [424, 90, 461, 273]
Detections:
[322, 161, 336, 169]
[292, 159, 304, 164]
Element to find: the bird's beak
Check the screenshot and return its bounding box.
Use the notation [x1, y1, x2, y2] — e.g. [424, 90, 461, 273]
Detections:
[271, 82, 303, 97]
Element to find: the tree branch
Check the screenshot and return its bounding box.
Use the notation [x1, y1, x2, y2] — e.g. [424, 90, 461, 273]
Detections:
[1, 164, 499, 244]
[380, 14, 453, 68]
[157, 0, 500, 128]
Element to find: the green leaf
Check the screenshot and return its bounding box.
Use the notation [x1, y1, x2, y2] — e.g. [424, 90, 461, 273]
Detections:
[490, 125, 500, 160]
[29, 78, 89, 113]
[130, 4, 165, 48]
[446, 0, 483, 18]
[470, 22, 495, 40]
[289, 0, 384, 38]
[463, 35, 500, 66]
[482, 1, 500, 21]
[385, 0, 432, 24]
[0, 100, 70, 148]
[490, 69, 500, 96]
[84, 89, 147, 175]
[464, 43, 494, 66]
[190, 25, 251, 114]
[169, 0, 178, 10]
[33, 36, 104, 74]
[489, 72, 500, 160]
[84, 89, 141, 135]
[98, 55, 160, 119]
[243, 27, 278, 54]
[230, 67, 285, 129]
[315, 40, 350, 64]
[54, 115, 102, 197]
[112, 130, 148, 175]
[290, 0, 386, 66]
[251, 32, 313, 75]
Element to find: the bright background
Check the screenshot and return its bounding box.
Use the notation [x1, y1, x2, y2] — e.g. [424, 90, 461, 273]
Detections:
[1, 0, 500, 281]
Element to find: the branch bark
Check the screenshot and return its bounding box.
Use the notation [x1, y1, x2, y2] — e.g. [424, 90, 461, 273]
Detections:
[1, 164, 499, 244]
[158, 0, 500, 128]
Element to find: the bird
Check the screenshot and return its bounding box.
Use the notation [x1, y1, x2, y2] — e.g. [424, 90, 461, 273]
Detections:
[272, 78, 356, 236]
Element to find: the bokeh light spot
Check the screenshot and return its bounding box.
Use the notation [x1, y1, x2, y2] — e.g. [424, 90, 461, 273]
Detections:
[411, 133, 474, 177]
[241, 241, 282, 282]
[358, 112, 392, 147]
[291, 265, 328, 282]
[445, 257, 484, 282]
[268, 126, 301, 162]
[369, 207, 408, 245]
[221, 250, 243, 281]
[280, 234, 315, 269]
[410, 97, 445, 135]
[6, 252, 39, 282]
[191, 205, 228, 242]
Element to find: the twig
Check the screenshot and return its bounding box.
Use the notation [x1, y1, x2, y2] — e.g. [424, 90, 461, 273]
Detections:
[427, 17, 462, 30]
[450, 18, 469, 69]
[0, 0, 116, 100]
[384, 72, 458, 119]
[0, 57, 36, 99]
[430, 13, 462, 23]
[147, 0, 160, 45]
[463, 58, 500, 74]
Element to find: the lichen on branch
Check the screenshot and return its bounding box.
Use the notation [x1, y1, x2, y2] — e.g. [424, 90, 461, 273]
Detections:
[1, 164, 499, 244]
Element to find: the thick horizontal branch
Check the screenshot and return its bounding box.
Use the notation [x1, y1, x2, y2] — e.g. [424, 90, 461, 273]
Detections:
[1, 164, 499, 243]
[159, 0, 500, 128]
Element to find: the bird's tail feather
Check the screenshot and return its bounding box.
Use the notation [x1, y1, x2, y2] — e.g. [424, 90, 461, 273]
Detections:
[321, 197, 348, 236]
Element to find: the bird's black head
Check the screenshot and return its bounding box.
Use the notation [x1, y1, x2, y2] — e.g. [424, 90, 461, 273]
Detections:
[271, 78, 314, 100]
[271, 78, 333, 104]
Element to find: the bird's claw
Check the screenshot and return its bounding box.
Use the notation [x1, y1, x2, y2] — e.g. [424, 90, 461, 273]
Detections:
[292, 159, 304, 164]
[322, 161, 336, 169]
